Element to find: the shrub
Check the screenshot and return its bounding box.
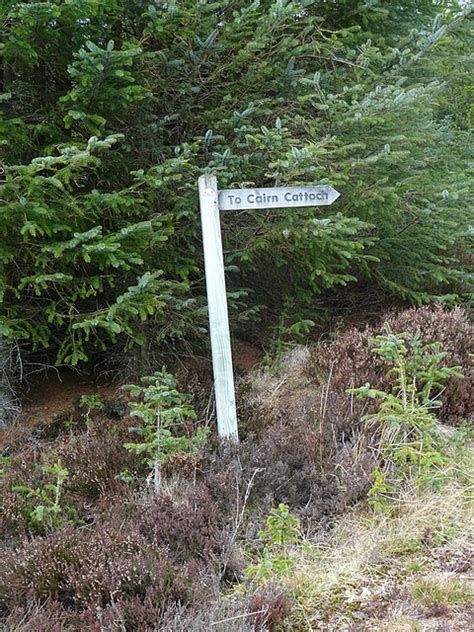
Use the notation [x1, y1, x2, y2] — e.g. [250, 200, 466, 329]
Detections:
[237, 349, 374, 521]
[58, 414, 141, 502]
[135, 488, 226, 567]
[0, 526, 82, 609]
[0, 518, 207, 615]
[3, 601, 81, 632]
[239, 417, 340, 516]
[247, 587, 292, 631]
[64, 526, 200, 609]
[307, 307, 473, 425]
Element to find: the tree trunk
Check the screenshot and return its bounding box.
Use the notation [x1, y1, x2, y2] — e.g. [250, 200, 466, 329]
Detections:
[0, 338, 20, 427]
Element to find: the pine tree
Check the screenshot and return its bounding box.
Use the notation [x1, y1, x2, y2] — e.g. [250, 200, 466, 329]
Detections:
[1, 0, 472, 377]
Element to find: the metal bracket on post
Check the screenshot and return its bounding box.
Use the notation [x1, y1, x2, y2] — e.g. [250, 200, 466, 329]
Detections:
[198, 175, 239, 441]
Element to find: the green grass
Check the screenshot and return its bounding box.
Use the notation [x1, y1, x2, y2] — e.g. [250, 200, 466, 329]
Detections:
[412, 575, 473, 607]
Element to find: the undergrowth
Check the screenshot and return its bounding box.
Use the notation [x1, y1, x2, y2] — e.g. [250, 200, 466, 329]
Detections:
[237, 319, 473, 630]
[350, 326, 467, 509]
[0, 307, 472, 630]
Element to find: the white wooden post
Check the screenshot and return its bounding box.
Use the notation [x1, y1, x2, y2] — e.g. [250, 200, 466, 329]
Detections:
[198, 175, 239, 441]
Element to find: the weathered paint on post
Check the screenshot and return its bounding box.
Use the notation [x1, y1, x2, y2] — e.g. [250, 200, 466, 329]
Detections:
[218, 185, 340, 211]
[200, 179, 341, 440]
[198, 175, 238, 441]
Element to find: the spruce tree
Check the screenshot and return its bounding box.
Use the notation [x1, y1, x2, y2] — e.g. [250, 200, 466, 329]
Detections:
[1, 0, 472, 375]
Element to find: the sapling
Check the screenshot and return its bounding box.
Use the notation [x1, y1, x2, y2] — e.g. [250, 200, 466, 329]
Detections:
[122, 371, 206, 490]
[246, 503, 303, 581]
[79, 394, 104, 427]
[12, 459, 70, 532]
[350, 327, 464, 504]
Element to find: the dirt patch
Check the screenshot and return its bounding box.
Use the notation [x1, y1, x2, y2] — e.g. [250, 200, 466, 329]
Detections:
[0, 339, 264, 451]
[0, 369, 119, 450]
[232, 340, 264, 371]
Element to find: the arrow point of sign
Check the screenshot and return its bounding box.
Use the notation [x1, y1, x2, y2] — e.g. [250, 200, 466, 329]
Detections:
[330, 186, 340, 201]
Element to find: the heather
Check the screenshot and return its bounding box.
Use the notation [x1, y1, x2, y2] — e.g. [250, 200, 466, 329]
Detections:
[1, 307, 472, 629]
[0, 1, 473, 629]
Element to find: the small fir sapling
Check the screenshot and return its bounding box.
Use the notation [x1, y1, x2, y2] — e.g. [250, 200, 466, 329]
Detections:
[12, 460, 72, 533]
[350, 326, 465, 506]
[246, 503, 303, 581]
[122, 371, 207, 489]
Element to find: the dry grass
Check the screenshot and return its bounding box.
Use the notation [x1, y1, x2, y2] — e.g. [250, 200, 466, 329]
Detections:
[241, 346, 313, 419]
[272, 470, 473, 630]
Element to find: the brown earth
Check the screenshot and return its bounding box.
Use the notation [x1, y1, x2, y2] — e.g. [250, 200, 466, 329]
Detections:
[0, 340, 264, 451]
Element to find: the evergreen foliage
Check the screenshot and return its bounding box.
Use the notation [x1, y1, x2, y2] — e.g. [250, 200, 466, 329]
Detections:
[122, 370, 206, 489]
[1, 0, 472, 363]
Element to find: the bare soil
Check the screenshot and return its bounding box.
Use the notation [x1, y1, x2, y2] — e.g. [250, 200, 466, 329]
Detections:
[0, 340, 264, 452]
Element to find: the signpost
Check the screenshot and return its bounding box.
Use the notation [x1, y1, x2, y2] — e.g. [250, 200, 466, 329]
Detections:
[199, 176, 340, 441]
[218, 185, 340, 211]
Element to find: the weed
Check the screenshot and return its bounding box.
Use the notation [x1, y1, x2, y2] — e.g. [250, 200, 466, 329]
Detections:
[0, 455, 10, 479]
[116, 468, 135, 484]
[259, 503, 302, 547]
[385, 535, 422, 555]
[366, 469, 397, 512]
[431, 524, 462, 546]
[399, 556, 428, 576]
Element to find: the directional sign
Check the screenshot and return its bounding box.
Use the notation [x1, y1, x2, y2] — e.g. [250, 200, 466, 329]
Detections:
[198, 177, 341, 442]
[218, 185, 340, 211]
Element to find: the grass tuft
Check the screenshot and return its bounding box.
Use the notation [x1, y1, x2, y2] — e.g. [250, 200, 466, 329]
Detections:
[412, 574, 473, 608]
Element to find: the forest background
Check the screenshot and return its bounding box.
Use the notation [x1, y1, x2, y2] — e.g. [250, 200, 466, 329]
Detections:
[1, 0, 472, 388]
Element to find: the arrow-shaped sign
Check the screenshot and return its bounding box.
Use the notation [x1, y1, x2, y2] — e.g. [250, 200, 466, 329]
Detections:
[218, 185, 340, 211]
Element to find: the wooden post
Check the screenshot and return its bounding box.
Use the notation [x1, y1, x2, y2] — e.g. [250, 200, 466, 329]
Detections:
[198, 175, 238, 441]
